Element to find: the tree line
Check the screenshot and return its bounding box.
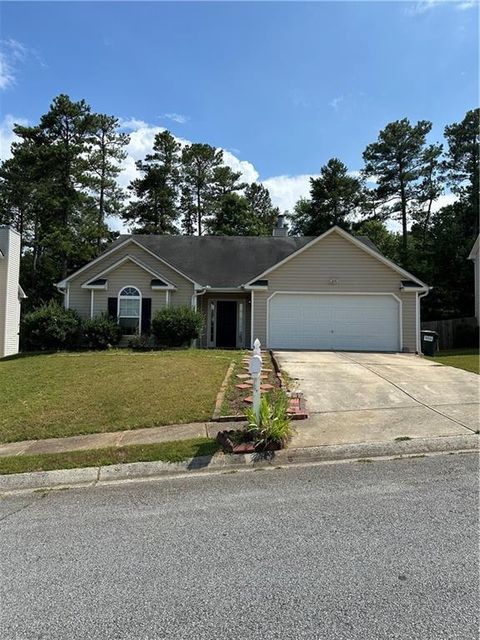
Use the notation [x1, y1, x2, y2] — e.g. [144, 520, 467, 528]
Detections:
[0, 93, 478, 320]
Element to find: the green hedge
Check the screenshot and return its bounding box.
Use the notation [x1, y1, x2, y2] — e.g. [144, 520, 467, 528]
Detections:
[21, 303, 122, 351]
[21, 301, 83, 351]
[151, 306, 204, 347]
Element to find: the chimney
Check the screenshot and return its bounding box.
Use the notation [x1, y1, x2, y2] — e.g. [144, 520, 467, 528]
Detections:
[272, 214, 288, 237]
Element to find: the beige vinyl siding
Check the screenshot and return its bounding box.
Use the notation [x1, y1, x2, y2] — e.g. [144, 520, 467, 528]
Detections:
[67, 242, 194, 319]
[92, 262, 169, 317]
[252, 232, 419, 352]
[0, 228, 21, 358]
[401, 293, 417, 352]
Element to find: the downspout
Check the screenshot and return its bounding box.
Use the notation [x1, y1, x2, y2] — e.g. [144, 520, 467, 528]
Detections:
[55, 283, 68, 309]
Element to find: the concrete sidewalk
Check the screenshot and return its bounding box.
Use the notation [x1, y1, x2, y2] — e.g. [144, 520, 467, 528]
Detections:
[0, 422, 228, 458]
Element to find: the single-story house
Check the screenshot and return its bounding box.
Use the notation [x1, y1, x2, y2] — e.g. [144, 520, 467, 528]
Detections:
[0, 226, 26, 358]
[468, 234, 479, 324]
[56, 224, 430, 353]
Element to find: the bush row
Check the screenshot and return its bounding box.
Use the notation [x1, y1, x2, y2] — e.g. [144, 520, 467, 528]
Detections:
[21, 302, 122, 351]
[20, 302, 204, 351]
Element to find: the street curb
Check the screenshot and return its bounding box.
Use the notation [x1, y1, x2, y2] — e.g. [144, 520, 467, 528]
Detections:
[0, 434, 478, 494]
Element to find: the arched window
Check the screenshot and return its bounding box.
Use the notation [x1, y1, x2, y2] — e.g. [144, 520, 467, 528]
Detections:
[118, 286, 141, 334]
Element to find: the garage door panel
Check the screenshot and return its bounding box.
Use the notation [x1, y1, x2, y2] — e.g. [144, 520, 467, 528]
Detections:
[268, 294, 399, 352]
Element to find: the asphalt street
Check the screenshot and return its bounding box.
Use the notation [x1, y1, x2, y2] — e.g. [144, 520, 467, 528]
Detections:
[0, 454, 478, 640]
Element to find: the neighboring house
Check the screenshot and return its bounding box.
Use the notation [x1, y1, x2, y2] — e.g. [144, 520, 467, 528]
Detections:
[56, 224, 429, 353]
[0, 226, 26, 358]
[468, 234, 479, 323]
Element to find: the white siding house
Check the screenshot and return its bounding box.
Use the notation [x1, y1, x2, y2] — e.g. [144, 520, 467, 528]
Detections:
[0, 226, 25, 358]
[468, 235, 479, 323]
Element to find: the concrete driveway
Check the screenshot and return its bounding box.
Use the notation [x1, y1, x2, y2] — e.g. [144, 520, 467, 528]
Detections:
[275, 351, 479, 447]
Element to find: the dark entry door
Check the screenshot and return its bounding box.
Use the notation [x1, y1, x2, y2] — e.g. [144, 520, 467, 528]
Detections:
[216, 301, 237, 348]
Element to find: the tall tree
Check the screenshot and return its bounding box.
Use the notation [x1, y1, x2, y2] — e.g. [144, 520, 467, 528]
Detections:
[86, 114, 129, 249]
[244, 183, 280, 234]
[210, 165, 246, 198]
[362, 118, 432, 264]
[352, 219, 400, 262]
[289, 158, 365, 236]
[125, 130, 181, 234]
[0, 94, 123, 307]
[180, 143, 223, 235]
[444, 108, 479, 228]
[209, 193, 258, 235]
[288, 198, 313, 237]
[413, 143, 444, 246]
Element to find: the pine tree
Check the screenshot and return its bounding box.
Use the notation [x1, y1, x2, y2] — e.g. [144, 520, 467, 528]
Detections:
[180, 143, 223, 235]
[86, 114, 129, 249]
[124, 130, 181, 234]
[289, 158, 365, 236]
[363, 118, 432, 264]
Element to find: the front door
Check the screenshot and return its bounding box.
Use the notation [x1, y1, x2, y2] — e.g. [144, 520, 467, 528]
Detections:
[216, 301, 238, 348]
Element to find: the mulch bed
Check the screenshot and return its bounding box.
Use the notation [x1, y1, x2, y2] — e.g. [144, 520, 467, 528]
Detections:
[218, 351, 308, 421]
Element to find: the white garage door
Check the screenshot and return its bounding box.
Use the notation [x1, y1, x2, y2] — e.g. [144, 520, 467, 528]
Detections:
[268, 293, 400, 351]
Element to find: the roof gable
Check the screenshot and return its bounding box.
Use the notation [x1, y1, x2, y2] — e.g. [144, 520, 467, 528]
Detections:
[57, 237, 197, 288]
[244, 226, 428, 289]
[81, 255, 177, 289]
[468, 235, 479, 260]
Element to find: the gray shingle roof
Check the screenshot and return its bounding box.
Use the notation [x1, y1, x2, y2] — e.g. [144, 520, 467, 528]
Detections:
[103, 234, 381, 288]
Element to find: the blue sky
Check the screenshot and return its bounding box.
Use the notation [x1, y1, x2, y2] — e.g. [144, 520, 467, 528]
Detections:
[0, 0, 478, 218]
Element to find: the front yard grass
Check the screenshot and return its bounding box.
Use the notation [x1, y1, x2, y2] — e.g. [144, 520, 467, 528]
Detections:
[426, 348, 479, 374]
[0, 349, 243, 443]
[0, 437, 220, 475]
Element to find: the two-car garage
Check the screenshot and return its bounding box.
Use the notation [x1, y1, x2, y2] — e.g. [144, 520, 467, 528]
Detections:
[268, 293, 401, 352]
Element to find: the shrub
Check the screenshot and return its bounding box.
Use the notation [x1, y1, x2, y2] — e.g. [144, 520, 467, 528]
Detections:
[151, 306, 204, 347]
[82, 314, 122, 350]
[21, 301, 82, 351]
[246, 391, 292, 447]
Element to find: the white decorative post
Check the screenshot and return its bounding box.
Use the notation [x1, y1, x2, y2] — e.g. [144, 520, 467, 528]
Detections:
[248, 339, 262, 423]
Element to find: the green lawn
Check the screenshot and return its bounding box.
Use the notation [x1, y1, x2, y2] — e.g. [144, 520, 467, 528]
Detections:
[0, 349, 241, 443]
[427, 348, 479, 374]
[0, 437, 220, 475]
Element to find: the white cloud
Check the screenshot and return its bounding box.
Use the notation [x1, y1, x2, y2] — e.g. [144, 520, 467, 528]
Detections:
[329, 96, 344, 111]
[262, 174, 317, 212]
[406, 0, 477, 15]
[117, 119, 259, 190]
[0, 38, 44, 90]
[431, 192, 457, 212]
[0, 114, 28, 160]
[0, 55, 15, 90]
[162, 113, 189, 124]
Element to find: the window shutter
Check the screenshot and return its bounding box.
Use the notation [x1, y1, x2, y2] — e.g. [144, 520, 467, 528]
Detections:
[107, 297, 117, 320]
[142, 298, 152, 334]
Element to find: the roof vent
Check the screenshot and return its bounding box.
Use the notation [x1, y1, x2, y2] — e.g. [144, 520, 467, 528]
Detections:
[273, 214, 288, 237]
